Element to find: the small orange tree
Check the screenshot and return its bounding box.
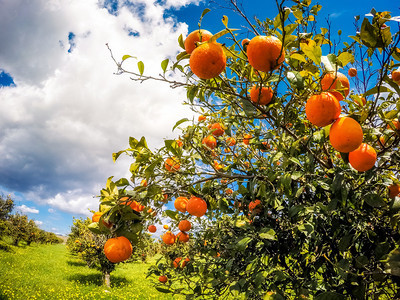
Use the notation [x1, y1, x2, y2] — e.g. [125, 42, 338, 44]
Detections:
[94, 1, 400, 298]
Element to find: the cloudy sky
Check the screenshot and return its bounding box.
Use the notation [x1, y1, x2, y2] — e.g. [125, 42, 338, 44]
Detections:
[0, 0, 398, 235]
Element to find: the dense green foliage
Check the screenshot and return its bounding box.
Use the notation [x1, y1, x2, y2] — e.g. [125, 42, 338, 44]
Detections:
[93, 0, 400, 298]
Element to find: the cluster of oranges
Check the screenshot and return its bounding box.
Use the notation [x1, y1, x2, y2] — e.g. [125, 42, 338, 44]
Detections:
[305, 71, 378, 172]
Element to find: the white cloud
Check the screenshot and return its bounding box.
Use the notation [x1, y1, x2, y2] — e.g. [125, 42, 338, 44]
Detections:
[48, 208, 56, 213]
[34, 220, 43, 226]
[0, 0, 199, 215]
[15, 205, 39, 214]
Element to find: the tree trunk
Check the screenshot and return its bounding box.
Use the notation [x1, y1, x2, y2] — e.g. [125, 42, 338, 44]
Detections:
[103, 271, 111, 287]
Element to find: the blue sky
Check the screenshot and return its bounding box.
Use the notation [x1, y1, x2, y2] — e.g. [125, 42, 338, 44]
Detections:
[0, 0, 398, 235]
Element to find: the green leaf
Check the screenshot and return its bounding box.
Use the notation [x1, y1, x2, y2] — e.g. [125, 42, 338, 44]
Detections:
[164, 210, 179, 221]
[161, 59, 169, 73]
[137, 61, 144, 75]
[172, 118, 189, 131]
[112, 150, 126, 163]
[88, 222, 102, 234]
[337, 52, 354, 67]
[122, 54, 135, 61]
[360, 18, 378, 48]
[199, 8, 211, 23]
[290, 53, 306, 63]
[209, 28, 238, 43]
[321, 54, 337, 72]
[155, 287, 172, 293]
[178, 34, 185, 49]
[365, 193, 386, 208]
[259, 228, 276, 240]
[115, 177, 129, 187]
[382, 248, 400, 276]
[300, 39, 321, 65]
[287, 71, 304, 90]
[237, 237, 252, 251]
[222, 15, 228, 27]
[315, 292, 346, 300]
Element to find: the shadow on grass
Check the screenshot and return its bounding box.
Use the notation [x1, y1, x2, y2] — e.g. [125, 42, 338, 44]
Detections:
[66, 260, 87, 267]
[67, 273, 130, 287]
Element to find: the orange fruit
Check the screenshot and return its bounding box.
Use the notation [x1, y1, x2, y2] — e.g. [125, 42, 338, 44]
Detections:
[159, 275, 168, 283]
[243, 134, 252, 145]
[173, 257, 182, 268]
[247, 36, 285, 72]
[249, 86, 273, 105]
[165, 157, 180, 172]
[261, 141, 271, 152]
[387, 119, 400, 130]
[163, 224, 169, 230]
[210, 123, 224, 136]
[389, 184, 400, 199]
[249, 199, 262, 213]
[162, 193, 168, 203]
[121, 198, 145, 212]
[226, 137, 236, 146]
[392, 70, 400, 82]
[186, 196, 207, 217]
[213, 160, 223, 171]
[202, 135, 217, 149]
[162, 231, 176, 245]
[305, 92, 341, 127]
[242, 38, 250, 47]
[176, 139, 183, 147]
[184, 29, 213, 54]
[348, 68, 357, 77]
[321, 71, 350, 101]
[348, 143, 377, 172]
[178, 220, 191, 232]
[329, 117, 363, 153]
[181, 257, 190, 268]
[92, 212, 102, 223]
[225, 188, 233, 195]
[104, 236, 132, 263]
[174, 196, 189, 213]
[140, 179, 147, 187]
[176, 231, 190, 243]
[198, 115, 206, 122]
[148, 225, 157, 233]
[379, 136, 386, 147]
[189, 42, 226, 79]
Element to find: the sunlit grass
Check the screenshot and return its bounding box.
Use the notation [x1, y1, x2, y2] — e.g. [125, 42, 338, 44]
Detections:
[0, 244, 181, 299]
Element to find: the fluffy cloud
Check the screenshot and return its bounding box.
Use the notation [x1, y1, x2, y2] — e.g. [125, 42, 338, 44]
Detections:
[15, 204, 39, 214]
[34, 220, 44, 226]
[0, 0, 199, 216]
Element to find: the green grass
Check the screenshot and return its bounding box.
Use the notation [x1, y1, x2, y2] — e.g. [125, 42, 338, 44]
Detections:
[0, 244, 181, 300]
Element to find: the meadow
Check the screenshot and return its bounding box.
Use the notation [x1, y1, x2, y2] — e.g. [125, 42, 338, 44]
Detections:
[0, 243, 180, 300]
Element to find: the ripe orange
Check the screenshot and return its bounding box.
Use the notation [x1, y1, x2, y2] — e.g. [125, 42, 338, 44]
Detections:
[225, 188, 233, 195]
[305, 92, 341, 127]
[148, 225, 157, 233]
[163, 224, 169, 230]
[162, 193, 168, 203]
[213, 160, 223, 171]
[165, 157, 180, 172]
[387, 119, 400, 131]
[243, 134, 252, 145]
[186, 196, 207, 217]
[249, 86, 273, 105]
[392, 70, 400, 82]
[321, 71, 350, 101]
[104, 236, 132, 263]
[242, 38, 250, 47]
[249, 199, 262, 213]
[210, 123, 224, 136]
[247, 36, 285, 72]
[162, 231, 176, 245]
[178, 220, 191, 232]
[173, 257, 190, 268]
[198, 115, 206, 122]
[121, 198, 145, 212]
[189, 42, 226, 79]
[176, 139, 183, 147]
[92, 212, 102, 223]
[329, 117, 363, 153]
[176, 231, 190, 243]
[202, 135, 217, 149]
[226, 137, 236, 146]
[261, 141, 271, 152]
[174, 196, 189, 213]
[140, 179, 147, 187]
[348, 68, 357, 77]
[348, 143, 377, 172]
[158, 275, 168, 283]
[184, 29, 213, 54]
[389, 184, 400, 199]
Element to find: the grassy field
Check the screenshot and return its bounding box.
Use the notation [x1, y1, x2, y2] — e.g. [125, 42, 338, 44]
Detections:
[0, 244, 180, 300]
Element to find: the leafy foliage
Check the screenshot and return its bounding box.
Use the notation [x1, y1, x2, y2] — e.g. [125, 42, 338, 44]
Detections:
[97, 1, 400, 298]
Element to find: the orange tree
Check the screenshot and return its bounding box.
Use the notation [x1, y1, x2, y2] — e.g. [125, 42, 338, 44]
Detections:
[93, 1, 400, 298]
